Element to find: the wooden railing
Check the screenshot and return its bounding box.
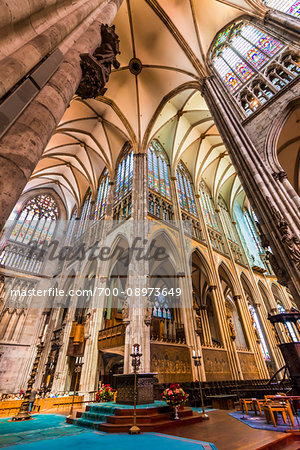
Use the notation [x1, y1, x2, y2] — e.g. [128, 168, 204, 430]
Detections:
[98, 324, 126, 350]
[0, 395, 84, 417]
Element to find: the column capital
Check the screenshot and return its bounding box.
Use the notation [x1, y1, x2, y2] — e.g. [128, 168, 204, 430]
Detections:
[208, 285, 217, 292]
[233, 295, 241, 301]
[199, 304, 208, 311]
[171, 176, 177, 181]
[199, 75, 215, 95]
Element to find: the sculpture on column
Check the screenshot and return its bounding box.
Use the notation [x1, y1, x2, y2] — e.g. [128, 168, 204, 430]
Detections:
[269, 203, 300, 270]
[255, 218, 291, 286]
[76, 24, 120, 99]
[144, 304, 152, 326]
[226, 307, 236, 340]
[121, 297, 130, 326]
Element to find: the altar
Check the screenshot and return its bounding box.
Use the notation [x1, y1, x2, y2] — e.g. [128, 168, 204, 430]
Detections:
[113, 373, 157, 405]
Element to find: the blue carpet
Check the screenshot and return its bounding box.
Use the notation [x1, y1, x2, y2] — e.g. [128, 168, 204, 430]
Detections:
[0, 414, 87, 447]
[229, 410, 300, 432]
[0, 413, 217, 449]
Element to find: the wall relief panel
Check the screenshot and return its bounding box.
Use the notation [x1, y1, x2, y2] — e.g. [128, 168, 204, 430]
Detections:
[150, 343, 192, 383]
[202, 348, 232, 381]
[238, 352, 259, 379]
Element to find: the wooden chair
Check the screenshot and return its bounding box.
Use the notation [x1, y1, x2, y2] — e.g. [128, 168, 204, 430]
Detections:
[263, 401, 295, 428]
[240, 398, 259, 415]
[264, 393, 286, 402]
[252, 399, 265, 416]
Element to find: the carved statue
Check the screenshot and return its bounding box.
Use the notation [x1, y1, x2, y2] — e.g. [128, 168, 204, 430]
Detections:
[266, 251, 290, 287]
[278, 221, 300, 270]
[121, 297, 130, 325]
[144, 306, 152, 326]
[255, 221, 269, 249]
[225, 306, 236, 340]
[268, 203, 300, 270]
[228, 318, 236, 340]
[76, 24, 120, 99]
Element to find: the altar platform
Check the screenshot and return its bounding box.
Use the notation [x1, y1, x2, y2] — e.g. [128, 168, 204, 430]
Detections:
[67, 401, 204, 433]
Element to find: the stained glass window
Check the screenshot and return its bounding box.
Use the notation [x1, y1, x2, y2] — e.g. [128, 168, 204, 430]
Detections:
[65, 208, 77, 246]
[176, 162, 197, 216]
[9, 194, 58, 246]
[94, 169, 110, 220]
[148, 141, 171, 199]
[115, 143, 134, 203]
[264, 0, 300, 18]
[248, 304, 271, 360]
[76, 189, 92, 238]
[153, 293, 172, 319]
[218, 196, 239, 243]
[244, 209, 264, 253]
[199, 182, 219, 230]
[211, 22, 284, 93]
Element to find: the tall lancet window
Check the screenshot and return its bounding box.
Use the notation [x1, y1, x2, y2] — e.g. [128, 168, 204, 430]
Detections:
[115, 143, 134, 203]
[148, 141, 171, 199]
[94, 168, 110, 221]
[264, 0, 300, 18]
[199, 181, 219, 230]
[65, 208, 77, 247]
[76, 189, 92, 238]
[211, 21, 299, 115]
[248, 304, 271, 361]
[176, 161, 197, 216]
[218, 196, 239, 243]
[113, 143, 134, 221]
[10, 194, 58, 246]
[243, 209, 264, 253]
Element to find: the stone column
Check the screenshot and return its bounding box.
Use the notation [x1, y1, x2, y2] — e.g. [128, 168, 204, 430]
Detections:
[194, 192, 240, 379]
[0, 0, 124, 231]
[168, 176, 205, 381]
[201, 76, 300, 306]
[123, 150, 150, 374]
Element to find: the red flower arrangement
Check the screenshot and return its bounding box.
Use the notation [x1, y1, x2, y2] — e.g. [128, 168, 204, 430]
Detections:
[161, 383, 188, 407]
[95, 384, 115, 402]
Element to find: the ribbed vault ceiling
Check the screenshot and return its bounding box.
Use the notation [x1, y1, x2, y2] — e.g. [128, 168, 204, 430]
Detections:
[24, 0, 264, 216]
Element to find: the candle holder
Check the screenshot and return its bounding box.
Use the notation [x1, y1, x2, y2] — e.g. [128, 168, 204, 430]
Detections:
[69, 356, 84, 417]
[129, 343, 142, 435]
[192, 349, 209, 420]
[12, 340, 44, 421]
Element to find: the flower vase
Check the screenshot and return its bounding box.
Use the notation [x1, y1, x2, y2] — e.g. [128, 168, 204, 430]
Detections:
[173, 405, 180, 420]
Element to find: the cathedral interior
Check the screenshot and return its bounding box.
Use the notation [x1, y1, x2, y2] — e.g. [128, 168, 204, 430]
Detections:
[0, 1, 300, 449]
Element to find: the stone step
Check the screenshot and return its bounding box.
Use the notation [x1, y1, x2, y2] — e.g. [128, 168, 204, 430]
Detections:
[106, 407, 193, 424]
[98, 411, 203, 433]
